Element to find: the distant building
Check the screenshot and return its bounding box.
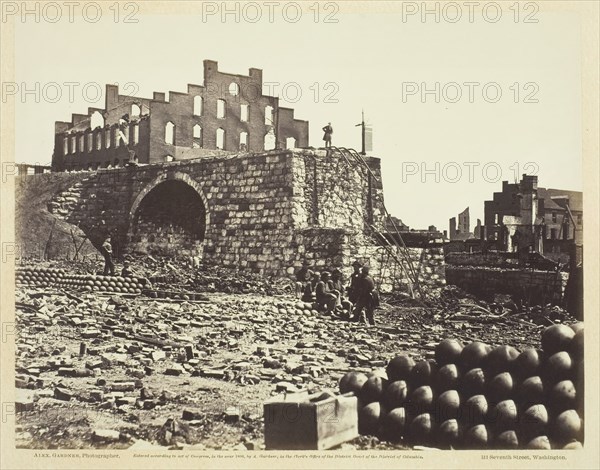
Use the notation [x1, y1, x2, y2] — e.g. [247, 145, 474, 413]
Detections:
[484, 174, 582, 258]
[52, 60, 309, 171]
[449, 207, 474, 241]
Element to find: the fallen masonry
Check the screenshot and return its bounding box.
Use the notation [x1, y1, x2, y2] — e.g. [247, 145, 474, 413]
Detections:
[13, 260, 581, 450]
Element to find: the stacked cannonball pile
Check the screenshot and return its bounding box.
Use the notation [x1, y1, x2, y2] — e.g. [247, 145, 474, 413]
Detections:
[16, 267, 146, 294]
[339, 323, 584, 449]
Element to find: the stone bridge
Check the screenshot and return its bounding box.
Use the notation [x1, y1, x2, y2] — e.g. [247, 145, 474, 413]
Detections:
[49, 148, 388, 278]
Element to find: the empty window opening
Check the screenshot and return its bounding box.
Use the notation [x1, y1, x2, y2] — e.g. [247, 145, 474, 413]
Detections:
[87, 133, 93, 152]
[193, 96, 203, 116]
[132, 124, 139, 145]
[63, 137, 69, 155]
[240, 104, 249, 122]
[217, 99, 226, 119]
[78, 135, 84, 153]
[90, 111, 104, 129]
[216, 128, 225, 149]
[105, 128, 112, 148]
[286, 137, 296, 149]
[239, 132, 248, 151]
[165, 121, 175, 145]
[131, 103, 141, 118]
[193, 124, 202, 148]
[165, 155, 174, 162]
[71, 136, 76, 154]
[96, 132, 102, 150]
[264, 129, 276, 150]
[229, 82, 239, 96]
[265, 105, 274, 125]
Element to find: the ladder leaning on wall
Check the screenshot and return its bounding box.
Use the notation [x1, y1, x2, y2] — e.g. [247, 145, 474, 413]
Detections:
[327, 146, 423, 299]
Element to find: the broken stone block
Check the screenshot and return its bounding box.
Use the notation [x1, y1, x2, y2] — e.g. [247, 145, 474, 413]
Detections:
[92, 429, 121, 442]
[15, 377, 29, 389]
[82, 329, 101, 339]
[15, 390, 34, 412]
[263, 358, 282, 369]
[151, 350, 166, 362]
[116, 397, 137, 407]
[54, 387, 73, 401]
[224, 406, 240, 423]
[110, 382, 136, 392]
[89, 390, 104, 402]
[165, 364, 185, 376]
[182, 409, 204, 421]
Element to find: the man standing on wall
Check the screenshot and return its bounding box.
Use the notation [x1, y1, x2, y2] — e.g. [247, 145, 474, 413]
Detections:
[100, 236, 115, 276]
[322, 122, 333, 148]
[352, 266, 377, 325]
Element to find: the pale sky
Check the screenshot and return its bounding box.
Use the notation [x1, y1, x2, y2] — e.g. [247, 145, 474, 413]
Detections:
[12, 2, 583, 232]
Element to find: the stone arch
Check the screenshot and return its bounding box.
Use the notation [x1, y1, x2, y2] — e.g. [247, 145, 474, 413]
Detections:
[129, 172, 210, 257]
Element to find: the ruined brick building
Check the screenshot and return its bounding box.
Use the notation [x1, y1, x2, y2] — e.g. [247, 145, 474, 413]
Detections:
[52, 60, 309, 171]
[484, 175, 583, 257]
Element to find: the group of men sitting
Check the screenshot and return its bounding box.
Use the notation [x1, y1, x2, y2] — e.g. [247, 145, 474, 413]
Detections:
[295, 260, 379, 325]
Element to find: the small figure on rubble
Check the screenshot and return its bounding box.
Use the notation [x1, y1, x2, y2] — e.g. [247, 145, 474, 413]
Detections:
[121, 261, 134, 278]
[295, 261, 313, 299]
[351, 266, 378, 325]
[331, 268, 353, 317]
[347, 260, 362, 304]
[322, 122, 333, 148]
[315, 271, 338, 314]
[100, 237, 115, 276]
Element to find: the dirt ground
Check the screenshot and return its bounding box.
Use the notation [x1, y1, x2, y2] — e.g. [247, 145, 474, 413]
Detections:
[14, 261, 565, 451]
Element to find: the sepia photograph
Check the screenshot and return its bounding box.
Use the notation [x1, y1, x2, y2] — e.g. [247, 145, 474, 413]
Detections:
[1, 1, 598, 469]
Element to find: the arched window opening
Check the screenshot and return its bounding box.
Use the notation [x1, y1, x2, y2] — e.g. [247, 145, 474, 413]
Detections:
[105, 128, 112, 148]
[216, 128, 225, 149]
[239, 132, 248, 151]
[165, 121, 175, 145]
[286, 137, 297, 149]
[131, 103, 141, 118]
[264, 129, 276, 150]
[240, 104, 249, 122]
[193, 124, 202, 148]
[193, 96, 203, 116]
[229, 82, 239, 96]
[90, 111, 104, 129]
[265, 105, 274, 125]
[217, 99, 226, 119]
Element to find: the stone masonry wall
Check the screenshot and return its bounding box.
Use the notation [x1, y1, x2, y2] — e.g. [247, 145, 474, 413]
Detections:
[47, 148, 425, 288]
[445, 265, 568, 305]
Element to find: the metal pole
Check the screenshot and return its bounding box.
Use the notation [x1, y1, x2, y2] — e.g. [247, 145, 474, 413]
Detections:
[361, 110, 366, 155]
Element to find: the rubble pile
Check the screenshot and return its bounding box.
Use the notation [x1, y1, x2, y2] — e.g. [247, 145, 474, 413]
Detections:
[127, 257, 295, 296]
[341, 323, 584, 449]
[13, 261, 579, 450]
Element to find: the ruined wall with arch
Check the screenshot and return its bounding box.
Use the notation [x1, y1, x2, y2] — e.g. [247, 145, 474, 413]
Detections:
[49, 149, 386, 278]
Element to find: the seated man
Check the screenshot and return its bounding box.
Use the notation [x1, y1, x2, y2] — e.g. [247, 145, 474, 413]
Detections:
[315, 271, 338, 315]
[295, 261, 313, 299]
[331, 268, 353, 317]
